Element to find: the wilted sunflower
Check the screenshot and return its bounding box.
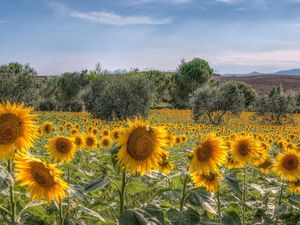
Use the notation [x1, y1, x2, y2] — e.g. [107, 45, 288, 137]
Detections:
[189, 133, 227, 175]
[289, 180, 300, 193]
[0, 102, 37, 159]
[15, 154, 68, 204]
[84, 134, 98, 150]
[190, 171, 222, 192]
[47, 136, 76, 162]
[273, 149, 300, 181]
[100, 136, 112, 149]
[116, 118, 168, 176]
[158, 152, 173, 175]
[230, 135, 261, 167]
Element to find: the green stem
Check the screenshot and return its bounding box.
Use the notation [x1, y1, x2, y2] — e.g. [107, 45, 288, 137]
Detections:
[59, 201, 64, 225]
[8, 158, 16, 223]
[179, 174, 188, 212]
[119, 171, 126, 215]
[217, 185, 221, 222]
[242, 167, 246, 225]
[274, 180, 285, 225]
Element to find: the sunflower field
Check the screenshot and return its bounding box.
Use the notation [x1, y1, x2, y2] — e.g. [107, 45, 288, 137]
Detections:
[1, 102, 300, 225]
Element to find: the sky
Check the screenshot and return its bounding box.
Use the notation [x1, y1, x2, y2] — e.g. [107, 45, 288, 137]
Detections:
[0, 0, 300, 75]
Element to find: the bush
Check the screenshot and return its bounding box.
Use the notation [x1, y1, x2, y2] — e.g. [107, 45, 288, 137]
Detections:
[254, 85, 295, 124]
[172, 58, 213, 108]
[83, 74, 154, 120]
[70, 101, 83, 112]
[190, 81, 245, 125]
[38, 101, 57, 111]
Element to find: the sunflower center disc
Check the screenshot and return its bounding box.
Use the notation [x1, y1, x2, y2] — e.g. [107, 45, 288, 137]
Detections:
[127, 127, 154, 161]
[283, 155, 298, 171]
[86, 137, 94, 146]
[103, 139, 109, 146]
[238, 141, 250, 156]
[30, 162, 55, 187]
[197, 142, 213, 162]
[0, 114, 23, 145]
[203, 173, 216, 182]
[75, 137, 81, 146]
[56, 138, 71, 153]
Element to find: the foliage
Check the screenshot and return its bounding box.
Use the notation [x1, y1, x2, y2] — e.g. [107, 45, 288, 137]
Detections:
[254, 85, 296, 124]
[171, 58, 213, 108]
[0, 62, 40, 106]
[83, 74, 154, 120]
[190, 81, 245, 125]
[234, 81, 257, 108]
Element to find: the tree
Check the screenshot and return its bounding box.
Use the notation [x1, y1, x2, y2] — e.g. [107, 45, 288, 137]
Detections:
[254, 85, 295, 124]
[83, 74, 154, 120]
[235, 81, 257, 108]
[0, 62, 40, 106]
[190, 81, 245, 125]
[172, 58, 213, 108]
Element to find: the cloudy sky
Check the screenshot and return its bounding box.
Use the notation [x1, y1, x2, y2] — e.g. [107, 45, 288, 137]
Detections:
[0, 0, 300, 75]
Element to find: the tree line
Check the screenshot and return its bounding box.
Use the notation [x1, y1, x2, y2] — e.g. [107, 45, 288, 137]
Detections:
[0, 60, 299, 124]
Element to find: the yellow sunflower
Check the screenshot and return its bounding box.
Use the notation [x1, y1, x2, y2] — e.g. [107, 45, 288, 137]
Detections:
[190, 171, 222, 192]
[42, 121, 54, 135]
[273, 149, 300, 181]
[84, 134, 98, 150]
[47, 136, 76, 162]
[289, 180, 300, 193]
[100, 136, 113, 149]
[0, 101, 37, 159]
[116, 118, 168, 176]
[158, 152, 173, 175]
[15, 154, 68, 204]
[189, 133, 227, 175]
[111, 128, 121, 142]
[101, 128, 110, 137]
[73, 134, 84, 148]
[230, 135, 261, 167]
[258, 158, 273, 175]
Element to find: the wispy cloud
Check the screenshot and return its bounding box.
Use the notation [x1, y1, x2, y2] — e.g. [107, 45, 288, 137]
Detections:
[70, 11, 172, 25]
[48, 2, 171, 25]
[216, 0, 235, 3]
[129, 0, 193, 5]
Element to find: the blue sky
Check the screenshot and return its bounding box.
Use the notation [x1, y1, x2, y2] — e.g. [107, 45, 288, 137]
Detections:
[0, 0, 300, 75]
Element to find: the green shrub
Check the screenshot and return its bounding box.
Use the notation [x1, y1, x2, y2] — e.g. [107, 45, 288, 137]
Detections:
[83, 74, 154, 120]
[38, 101, 56, 111]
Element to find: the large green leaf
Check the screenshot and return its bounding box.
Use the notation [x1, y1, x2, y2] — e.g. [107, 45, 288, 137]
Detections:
[167, 208, 200, 225]
[274, 205, 287, 216]
[223, 173, 241, 194]
[186, 188, 213, 207]
[144, 204, 165, 225]
[84, 178, 109, 193]
[221, 211, 242, 225]
[289, 195, 300, 205]
[119, 209, 156, 225]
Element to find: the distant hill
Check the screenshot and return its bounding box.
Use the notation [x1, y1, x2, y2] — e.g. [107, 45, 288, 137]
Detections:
[223, 69, 300, 77]
[214, 75, 300, 93]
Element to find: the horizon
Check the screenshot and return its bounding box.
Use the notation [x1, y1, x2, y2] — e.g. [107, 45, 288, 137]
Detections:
[1, 0, 300, 75]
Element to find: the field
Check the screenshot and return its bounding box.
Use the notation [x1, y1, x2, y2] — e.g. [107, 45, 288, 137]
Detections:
[214, 75, 300, 93]
[1, 108, 300, 225]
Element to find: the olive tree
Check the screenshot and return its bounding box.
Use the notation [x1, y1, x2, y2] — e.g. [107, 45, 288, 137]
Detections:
[83, 74, 154, 120]
[190, 81, 245, 125]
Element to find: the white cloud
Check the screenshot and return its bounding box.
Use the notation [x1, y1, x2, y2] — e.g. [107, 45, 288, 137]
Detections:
[129, 0, 193, 5]
[216, 0, 234, 3]
[70, 11, 172, 25]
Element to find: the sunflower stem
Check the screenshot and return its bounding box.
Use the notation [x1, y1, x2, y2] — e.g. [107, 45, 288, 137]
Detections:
[119, 170, 126, 215]
[8, 158, 16, 223]
[242, 166, 246, 225]
[179, 174, 188, 212]
[59, 201, 64, 225]
[274, 180, 285, 225]
[217, 185, 221, 222]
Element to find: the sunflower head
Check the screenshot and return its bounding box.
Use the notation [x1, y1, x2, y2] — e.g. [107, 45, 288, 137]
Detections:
[0, 101, 37, 159]
[15, 154, 68, 204]
[190, 171, 222, 192]
[111, 128, 121, 141]
[73, 134, 84, 148]
[289, 180, 300, 193]
[158, 152, 173, 175]
[100, 137, 113, 149]
[116, 118, 168, 176]
[42, 121, 54, 135]
[84, 134, 98, 150]
[273, 149, 300, 181]
[47, 136, 76, 162]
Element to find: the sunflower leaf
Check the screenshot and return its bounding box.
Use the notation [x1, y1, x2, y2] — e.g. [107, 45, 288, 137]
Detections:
[84, 178, 109, 193]
[223, 173, 241, 194]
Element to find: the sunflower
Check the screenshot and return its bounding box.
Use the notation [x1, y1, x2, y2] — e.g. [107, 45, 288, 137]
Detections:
[189, 133, 227, 175]
[111, 128, 121, 142]
[0, 102, 37, 159]
[84, 134, 98, 150]
[42, 121, 54, 135]
[258, 158, 273, 175]
[70, 128, 78, 135]
[116, 118, 168, 176]
[158, 152, 173, 175]
[230, 135, 261, 167]
[47, 136, 76, 162]
[289, 180, 300, 193]
[15, 154, 68, 204]
[73, 134, 84, 148]
[190, 171, 222, 192]
[273, 149, 300, 181]
[100, 137, 112, 149]
[101, 128, 110, 137]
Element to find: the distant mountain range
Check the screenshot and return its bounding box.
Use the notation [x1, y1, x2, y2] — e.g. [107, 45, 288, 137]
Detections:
[223, 69, 300, 77]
